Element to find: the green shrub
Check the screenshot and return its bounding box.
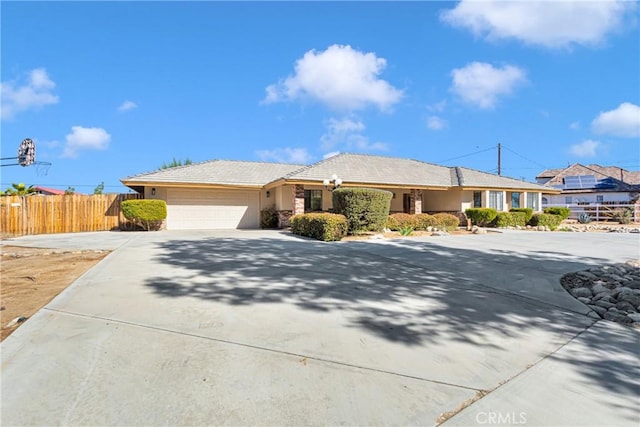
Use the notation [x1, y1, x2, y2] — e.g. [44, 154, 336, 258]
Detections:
[332, 188, 392, 234]
[465, 208, 497, 226]
[530, 213, 563, 231]
[543, 207, 571, 220]
[290, 213, 347, 242]
[121, 199, 167, 231]
[399, 226, 414, 236]
[415, 213, 436, 230]
[509, 208, 534, 223]
[432, 213, 460, 231]
[386, 213, 419, 231]
[611, 208, 632, 224]
[260, 206, 279, 228]
[493, 212, 527, 228]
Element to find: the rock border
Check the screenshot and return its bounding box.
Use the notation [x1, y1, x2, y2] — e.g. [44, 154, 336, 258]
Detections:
[560, 261, 640, 328]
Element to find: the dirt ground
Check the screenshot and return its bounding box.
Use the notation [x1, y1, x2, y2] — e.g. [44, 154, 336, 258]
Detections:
[0, 246, 109, 341]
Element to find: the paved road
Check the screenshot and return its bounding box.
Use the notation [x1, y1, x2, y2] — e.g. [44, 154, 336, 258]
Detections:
[1, 230, 639, 426]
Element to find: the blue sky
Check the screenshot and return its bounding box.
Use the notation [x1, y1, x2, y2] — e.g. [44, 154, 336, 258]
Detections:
[2, 1, 639, 193]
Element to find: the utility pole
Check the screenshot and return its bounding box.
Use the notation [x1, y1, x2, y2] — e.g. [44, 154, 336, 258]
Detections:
[497, 143, 501, 176]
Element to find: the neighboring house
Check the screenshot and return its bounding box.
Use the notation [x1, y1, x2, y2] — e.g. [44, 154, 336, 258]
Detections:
[34, 186, 66, 195]
[536, 164, 640, 205]
[121, 153, 556, 230]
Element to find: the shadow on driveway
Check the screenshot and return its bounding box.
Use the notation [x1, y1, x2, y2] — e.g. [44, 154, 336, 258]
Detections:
[143, 235, 639, 421]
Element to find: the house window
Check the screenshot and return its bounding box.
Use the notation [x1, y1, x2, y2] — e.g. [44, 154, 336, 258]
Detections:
[596, 195, 604, 203]
[511, 192, 520, 209]
[526, 193, 540, 211]
[565, 196, 572, 204]
[304, 190, 323, 211]
[488, 191, 504, 211]
[473, 191, 482, 208]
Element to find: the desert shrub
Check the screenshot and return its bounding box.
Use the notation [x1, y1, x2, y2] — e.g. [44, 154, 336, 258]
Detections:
[386, 213, 419, 231]
[529, 213, 563, 231]
[290, 213, 347, 242]
[260, 206, 278, 228]
[121, 199, 167, 231]
[577, 213, 592, 224]
[493, 212, 527, 228]
[509, 208, 534, 223]
[332, 188, 392, 234]
[464, 208, 497, 226]
[611, 208, 632, 224]
[543, 207, 571, 220]
[415, 213, 437, 230]
[432, 213, 460, 231]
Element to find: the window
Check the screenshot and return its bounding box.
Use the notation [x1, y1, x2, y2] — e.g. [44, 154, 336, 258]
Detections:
[488, 191, 504, 211]
[526, 193, 539, 211]
[511, 192, 520, 209]
[565, 196, 572, 204]
[596, 195, 604, 203]
[473, 191, 482, 208]
[304, 190, 323, 211]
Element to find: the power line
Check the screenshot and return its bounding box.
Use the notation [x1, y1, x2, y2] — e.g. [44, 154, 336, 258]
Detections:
[501, 145, 549, 170]
[436, 146, 496, 164]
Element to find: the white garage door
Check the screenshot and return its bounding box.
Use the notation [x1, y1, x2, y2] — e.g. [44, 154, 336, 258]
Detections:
[166, 188, 259, 230]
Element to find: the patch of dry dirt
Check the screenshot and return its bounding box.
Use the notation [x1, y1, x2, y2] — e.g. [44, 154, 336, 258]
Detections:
[0, 246, 109, 341]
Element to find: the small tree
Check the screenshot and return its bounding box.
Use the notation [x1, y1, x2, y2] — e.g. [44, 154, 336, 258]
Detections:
[159, 157, 192, 170]
[332, 187, 392, 234]
[93, 182, 105, 195]
[64, 186, 75, 195]
[121, 199, 167, 231]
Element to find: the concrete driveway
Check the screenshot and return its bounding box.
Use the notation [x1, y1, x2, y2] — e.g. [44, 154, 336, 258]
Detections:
[1, 230, 639, 426]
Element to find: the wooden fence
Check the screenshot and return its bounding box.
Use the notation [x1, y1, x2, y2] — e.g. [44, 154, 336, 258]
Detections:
[0, 193, 142, 237]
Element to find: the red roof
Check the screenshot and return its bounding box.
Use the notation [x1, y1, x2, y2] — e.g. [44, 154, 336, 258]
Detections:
[34, 186, 66, 195]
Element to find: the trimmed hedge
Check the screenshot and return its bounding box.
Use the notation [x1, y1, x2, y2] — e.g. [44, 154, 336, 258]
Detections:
[509, 208, 534, 223]
[121, 199, 167, 231]
[386, 213, 418, 231]
[493, 211, 527, 228]
[432, 213, 460, 231]
[416, 213, 437, 229]
[290, 213, 347, 241]
[530, 213, 563, 231]
[332, 188, 392, 234]
[543, 207, 571, 220]
[260, 206, 278, 228]
[465, 208, 497, 226]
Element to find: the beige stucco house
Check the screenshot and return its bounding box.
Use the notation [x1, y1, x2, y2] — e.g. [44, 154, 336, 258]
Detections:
[121, 153, 557, 230]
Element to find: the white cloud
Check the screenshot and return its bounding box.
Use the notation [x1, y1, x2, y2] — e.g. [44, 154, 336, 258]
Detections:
[319, 117, 388, 153]
[1, 68, 59, 120]
[321, 118, 366, 150]
[256, 147, 311, 164]
[427, 100, 447, 113]
[323, 151, 341, 159]
[569, 140, 601, 157]
[117, 100, 138, 112]
[450, 62, 526, 109]
[441, 0, 636, 49]
[426, 115, 447, 130]
[63, 126, 111, 158]
[263, 44, 403, 111]
[591, 102, 640, 138]
[569, 121, 581, 130]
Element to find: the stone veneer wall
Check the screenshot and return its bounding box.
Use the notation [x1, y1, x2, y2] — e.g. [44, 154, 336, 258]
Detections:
[277, 210, 293, 228]
[293, 184, 305, 216]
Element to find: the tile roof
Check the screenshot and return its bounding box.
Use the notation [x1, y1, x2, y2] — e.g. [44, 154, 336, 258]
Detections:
[121, 152, 552, 191]
[283, 153, 453, 187]
[537, 163, 640, 191]
[122, 159, 304, 187]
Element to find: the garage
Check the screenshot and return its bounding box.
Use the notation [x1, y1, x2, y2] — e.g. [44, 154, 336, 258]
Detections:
[166, 188, 260, 230]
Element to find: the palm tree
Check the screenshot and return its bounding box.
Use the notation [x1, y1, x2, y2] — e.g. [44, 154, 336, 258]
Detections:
[5, 183, 36, 195]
